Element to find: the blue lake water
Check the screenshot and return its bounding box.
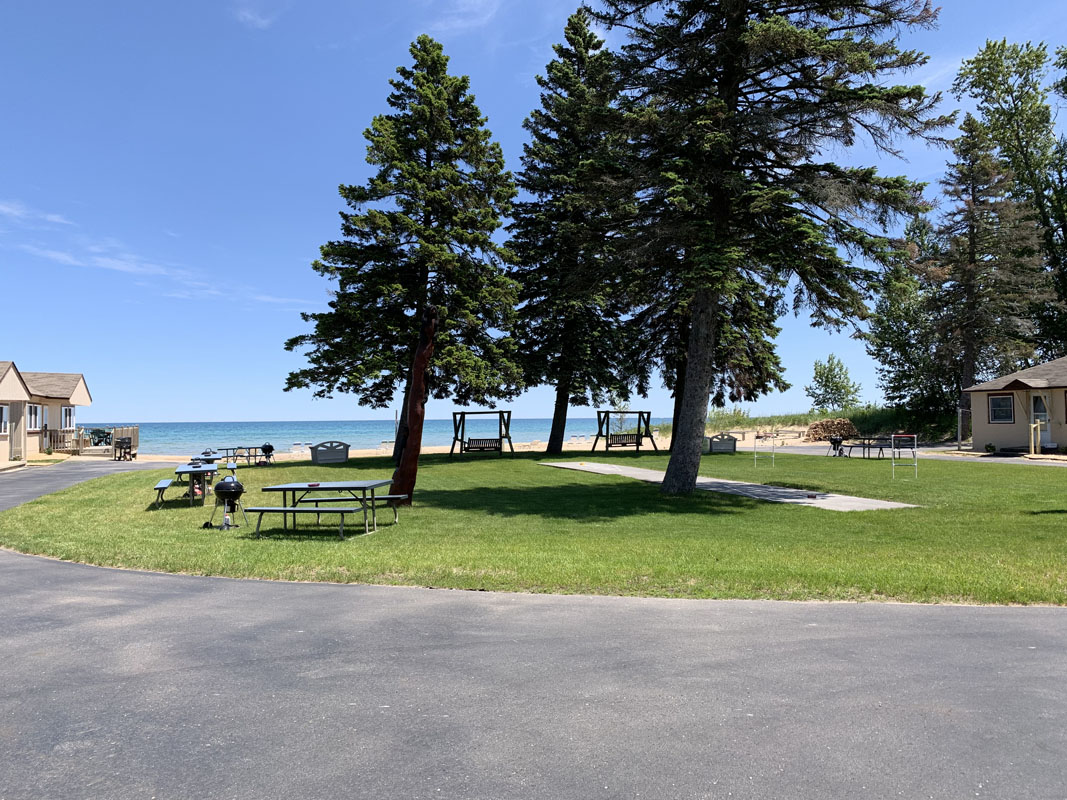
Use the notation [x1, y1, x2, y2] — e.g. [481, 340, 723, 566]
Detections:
[78, 418, 671, 456]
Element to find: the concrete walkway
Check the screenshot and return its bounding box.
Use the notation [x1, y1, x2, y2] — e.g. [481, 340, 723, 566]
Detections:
[541, 461, 918, 511]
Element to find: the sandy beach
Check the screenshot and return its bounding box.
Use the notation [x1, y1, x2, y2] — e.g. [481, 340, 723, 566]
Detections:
[48, 428, 826, 464]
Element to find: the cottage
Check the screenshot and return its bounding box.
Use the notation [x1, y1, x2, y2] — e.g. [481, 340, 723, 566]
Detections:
[0, 361, 92, 462]
[964, 356, 1067, 453]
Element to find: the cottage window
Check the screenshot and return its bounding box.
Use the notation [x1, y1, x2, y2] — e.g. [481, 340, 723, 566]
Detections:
[61, 406, 75, 430]
[27, 404, 48, 431]
[988, 394, 1014, 424]
[0, 405, 7, 435]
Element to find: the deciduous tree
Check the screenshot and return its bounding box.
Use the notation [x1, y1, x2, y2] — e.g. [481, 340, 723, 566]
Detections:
[805, 354, 861, 412]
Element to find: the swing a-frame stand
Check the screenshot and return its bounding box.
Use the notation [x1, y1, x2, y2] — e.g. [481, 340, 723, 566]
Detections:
[449, 410, 515, 455]
[591, 410, 659, 452]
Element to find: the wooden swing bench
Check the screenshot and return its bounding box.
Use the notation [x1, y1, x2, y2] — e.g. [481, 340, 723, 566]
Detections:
[606, 433, 641, 448]
[450, 410, 515, 456]
[465, 437, 503, 452]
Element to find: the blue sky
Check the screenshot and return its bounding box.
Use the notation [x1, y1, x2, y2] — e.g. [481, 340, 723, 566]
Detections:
[3, 1, 1066, 423]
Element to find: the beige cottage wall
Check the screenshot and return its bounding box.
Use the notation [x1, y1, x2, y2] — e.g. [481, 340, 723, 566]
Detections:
[23, 398, 70, 456]
[0, 431, 9, 462]
[971, 388, 1067, 452]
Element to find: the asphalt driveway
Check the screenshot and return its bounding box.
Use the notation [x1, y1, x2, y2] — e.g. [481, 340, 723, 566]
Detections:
[0, 458, 175, 512]
[1, 549, 1064, 799]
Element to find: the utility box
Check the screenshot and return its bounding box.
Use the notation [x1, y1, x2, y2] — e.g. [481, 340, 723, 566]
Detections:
[703, 433, 737, 454]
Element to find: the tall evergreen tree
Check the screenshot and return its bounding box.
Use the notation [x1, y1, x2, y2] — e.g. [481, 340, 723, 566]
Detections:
[507, 10, 632, 455]
[284, 36, 519, 498]
[590, 0, 951, 493]
[865, 217, 956, 413]
[932, 115, 1047, 399]
[954, 40, 1067, 354]
[866, 118, 1048, 413]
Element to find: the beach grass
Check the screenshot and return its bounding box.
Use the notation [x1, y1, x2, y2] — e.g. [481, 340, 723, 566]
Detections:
[0, 451, 1064, 604]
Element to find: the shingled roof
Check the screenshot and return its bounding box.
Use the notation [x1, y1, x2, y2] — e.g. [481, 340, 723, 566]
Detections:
[0, 362, 13, 382]
[964, 356, 1067, 392]
[20, 372, 87, 400]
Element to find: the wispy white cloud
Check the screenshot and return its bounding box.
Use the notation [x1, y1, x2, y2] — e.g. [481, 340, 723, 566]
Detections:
[231, 1, 289, 30]
[20, 239, 188, 278]
[426, 0, 501, 34]
[19, 244, 85, 266]
[0, 199, 74, 226]
[252, 293, 318, 305]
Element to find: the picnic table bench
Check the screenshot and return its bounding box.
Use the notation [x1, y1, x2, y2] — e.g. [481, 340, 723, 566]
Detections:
[296, 493, 408, 524]
[844, 437, 893, 459]
[152, 479, 173, 508]
[245, 506, 363, 539]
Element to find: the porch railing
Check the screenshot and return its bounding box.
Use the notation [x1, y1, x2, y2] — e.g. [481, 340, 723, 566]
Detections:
[42, 426, 139, 456]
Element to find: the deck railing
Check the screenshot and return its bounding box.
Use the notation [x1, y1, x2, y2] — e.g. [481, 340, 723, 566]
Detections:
[42, 426, 139, 456]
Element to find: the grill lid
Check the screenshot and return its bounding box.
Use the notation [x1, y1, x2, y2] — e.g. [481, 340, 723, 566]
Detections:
[214, 478, 245, 500]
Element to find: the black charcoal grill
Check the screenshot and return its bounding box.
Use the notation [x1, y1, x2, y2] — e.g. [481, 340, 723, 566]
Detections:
[260, 442, 275, 463]
[208, 477, 248, 529]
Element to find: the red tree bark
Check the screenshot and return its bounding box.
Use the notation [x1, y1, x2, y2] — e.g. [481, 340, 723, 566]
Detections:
[390, 306, 439, 505]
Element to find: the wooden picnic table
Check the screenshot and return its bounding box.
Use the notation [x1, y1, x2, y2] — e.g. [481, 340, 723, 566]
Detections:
[259, 479, 392, 535]
[845, 437, 892, 459]
[217, 446, 263, 465]
[174, 463, 218, 506]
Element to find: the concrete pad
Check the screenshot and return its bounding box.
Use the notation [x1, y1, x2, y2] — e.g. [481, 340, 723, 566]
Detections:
[541, 461, 918, 511]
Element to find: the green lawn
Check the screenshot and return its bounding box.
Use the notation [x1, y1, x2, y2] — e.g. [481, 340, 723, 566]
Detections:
[0, 451, 1063, 604]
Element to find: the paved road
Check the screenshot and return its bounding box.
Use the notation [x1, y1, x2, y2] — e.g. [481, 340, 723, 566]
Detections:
[1, 550, 1064, 800]
[0, 458, 177, 512]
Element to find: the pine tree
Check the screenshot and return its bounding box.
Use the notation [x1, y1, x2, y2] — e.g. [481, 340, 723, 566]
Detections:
[865, 218, 956, 414]
[590, 0, 951, 493]
[507, 10, 632, 455]
[954, 40, 1067, 355]
[932, 114, 1047, 400]
[865, 119, 1049, 415]
[284, 36, 520, 499]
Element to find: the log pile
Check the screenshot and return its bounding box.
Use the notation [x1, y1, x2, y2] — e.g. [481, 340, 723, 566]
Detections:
[805, 418, 859, 442]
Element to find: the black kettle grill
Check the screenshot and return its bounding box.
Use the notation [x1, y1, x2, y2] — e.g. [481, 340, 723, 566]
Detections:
[208, 477, 248, 529]
[261, 442, 275, 463]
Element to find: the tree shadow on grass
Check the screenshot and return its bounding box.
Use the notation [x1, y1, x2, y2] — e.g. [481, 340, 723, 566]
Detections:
[414, 480, 756, 522]
[764, 481, 827, 493]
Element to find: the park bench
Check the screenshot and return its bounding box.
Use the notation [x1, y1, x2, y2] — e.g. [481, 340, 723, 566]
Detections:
[296, 493, 408, 524]
[152, 479, 174, 509]
[465, 438, 502, 452]
[245, 506, 364, 539]
[607, 433, 641, 448]
[310, 440, 350, 464]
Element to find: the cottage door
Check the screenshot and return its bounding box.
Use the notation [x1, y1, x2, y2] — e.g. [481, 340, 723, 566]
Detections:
[1033, 395, 1053, 448]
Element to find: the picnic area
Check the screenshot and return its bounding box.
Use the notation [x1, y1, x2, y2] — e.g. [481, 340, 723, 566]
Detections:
[0, 450, 1064, 605]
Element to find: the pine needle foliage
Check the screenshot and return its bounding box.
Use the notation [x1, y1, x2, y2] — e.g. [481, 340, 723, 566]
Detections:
[507, 10, 633, 453]
[285, 36, 521, 410]
[588, 0, 953, 493]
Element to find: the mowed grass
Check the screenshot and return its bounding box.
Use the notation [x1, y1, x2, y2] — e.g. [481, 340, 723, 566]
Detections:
[0, 451, 1064, 604]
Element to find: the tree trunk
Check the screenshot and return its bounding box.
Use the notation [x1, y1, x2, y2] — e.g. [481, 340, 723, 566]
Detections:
[391, 306, 439, 505]
[392, 376, 412, 465]
[546, 380, 571, 455]
[668, 361, 686, 453]
[661, 289, 719, 495]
